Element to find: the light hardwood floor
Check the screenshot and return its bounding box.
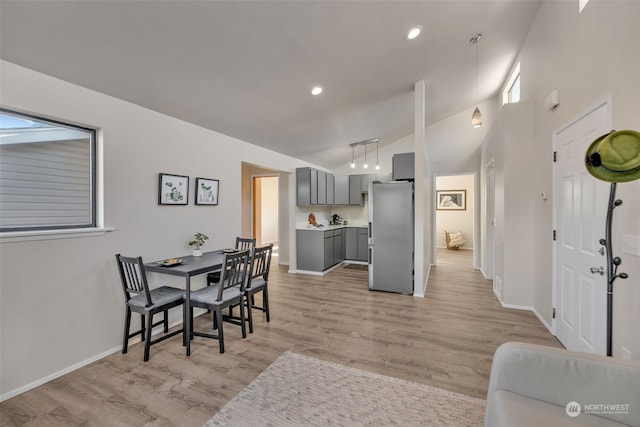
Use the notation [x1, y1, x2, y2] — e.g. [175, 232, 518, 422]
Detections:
[0, 249, 561, 426]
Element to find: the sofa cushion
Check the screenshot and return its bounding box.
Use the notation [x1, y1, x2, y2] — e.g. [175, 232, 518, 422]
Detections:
[487, 391, 628, 427]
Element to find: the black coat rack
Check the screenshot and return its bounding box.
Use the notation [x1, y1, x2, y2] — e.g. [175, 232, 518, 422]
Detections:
[601, 183, 628, 357]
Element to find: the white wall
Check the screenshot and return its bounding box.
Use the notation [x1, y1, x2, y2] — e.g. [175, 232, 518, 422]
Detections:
[0, 61, 320, 398]
[499, 0, 640, 359]
[436, 175, 474, 249]
[260, 177, 279, 245]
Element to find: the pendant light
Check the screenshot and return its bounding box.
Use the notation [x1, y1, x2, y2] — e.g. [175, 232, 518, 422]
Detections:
[350, 146, 356, 168]
[375, 140, 380, 170]
[363, 144, 368, 169]
[470, 33, 483, 128]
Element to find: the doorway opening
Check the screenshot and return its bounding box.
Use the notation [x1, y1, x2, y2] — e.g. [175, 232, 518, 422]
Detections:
[253, 175, 279, 257]
[434, 174, 475, 267]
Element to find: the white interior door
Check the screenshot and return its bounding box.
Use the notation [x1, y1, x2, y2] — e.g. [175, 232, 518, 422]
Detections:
[553, 101, 610, 355]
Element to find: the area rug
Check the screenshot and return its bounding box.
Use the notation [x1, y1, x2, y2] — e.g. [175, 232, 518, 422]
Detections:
[205, 352, 486, 426]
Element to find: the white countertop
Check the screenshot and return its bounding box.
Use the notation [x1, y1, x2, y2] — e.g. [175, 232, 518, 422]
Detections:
[297, 223, 368, 231]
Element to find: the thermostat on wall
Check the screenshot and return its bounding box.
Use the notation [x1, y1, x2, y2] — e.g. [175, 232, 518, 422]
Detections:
[545, 90, 560, 111]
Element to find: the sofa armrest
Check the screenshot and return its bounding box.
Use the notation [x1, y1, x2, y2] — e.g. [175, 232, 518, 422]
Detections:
[485, 342, 640, 426]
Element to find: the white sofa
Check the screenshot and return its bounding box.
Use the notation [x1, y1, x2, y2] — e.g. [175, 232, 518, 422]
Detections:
[485, 342, 640, 426]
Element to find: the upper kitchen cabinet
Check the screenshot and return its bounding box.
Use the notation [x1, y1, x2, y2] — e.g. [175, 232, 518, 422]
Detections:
[326, 173, 335, 205]
[334, 175, 363, 205]
[317, 170, 327, 205]
[392, 152, 415, 181]
[297, 167, 317, 205]
[360, 174, 376, 193]
[296, 167, 335, 206]
[349, 175, 363, 205]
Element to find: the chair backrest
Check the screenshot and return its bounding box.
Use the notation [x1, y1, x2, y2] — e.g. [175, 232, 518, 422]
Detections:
[115, 254, 153, 307]
[248, 244, 273, 287]
[217, 249, 251, 301]
[235, 237, 256, 251]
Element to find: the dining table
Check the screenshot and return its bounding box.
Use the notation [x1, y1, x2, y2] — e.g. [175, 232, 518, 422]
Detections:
[145, 249, 227, 356]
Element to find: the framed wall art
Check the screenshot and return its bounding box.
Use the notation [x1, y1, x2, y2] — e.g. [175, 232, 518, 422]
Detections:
[195, 177, 219, 205]
[436, 190, 466, 210]
[158, 173, 189, 205]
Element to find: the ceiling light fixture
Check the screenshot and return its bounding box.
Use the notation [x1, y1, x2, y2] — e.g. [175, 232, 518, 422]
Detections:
[363, 144, 368, 169]
[470, 33, 483, 128]
[311, 85, 324, 96]
[407, 26, 422, 40]
[349, 138, 380, 170]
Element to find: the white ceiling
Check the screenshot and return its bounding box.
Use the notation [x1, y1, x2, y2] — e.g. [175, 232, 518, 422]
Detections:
[0, 0, 542, 169]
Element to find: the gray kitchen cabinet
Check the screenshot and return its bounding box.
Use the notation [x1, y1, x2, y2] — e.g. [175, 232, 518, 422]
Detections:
[297, 229, 346, 272]
[360, 174, 375, 193]
[326, 173, 335, 205]
[357, 227, 368, 262]
[324, 231, 334, 270]
[333, 229, 343, 265]
[297, 230, 325, 271]
[317, 170, 327, 205]
[392, 152, 415, 181]
[345, 228, 357, 260]
[349, 175, 363, 205]
[345, 227, 368, 262]
[334, 175, 349, 205]
[296, 167, 318, 206]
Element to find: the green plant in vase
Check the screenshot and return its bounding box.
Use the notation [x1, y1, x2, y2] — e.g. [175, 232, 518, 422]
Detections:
[188, 232, 209, 257]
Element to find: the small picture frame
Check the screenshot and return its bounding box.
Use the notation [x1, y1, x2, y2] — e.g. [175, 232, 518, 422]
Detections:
[436, 190, 466, 210]
[195, 177, 219, 205]
[158, 173, 189, 205]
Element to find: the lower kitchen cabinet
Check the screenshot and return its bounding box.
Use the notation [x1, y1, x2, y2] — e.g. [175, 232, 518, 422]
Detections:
[345, 227, 368, 262]
[297, 229, 345, 272]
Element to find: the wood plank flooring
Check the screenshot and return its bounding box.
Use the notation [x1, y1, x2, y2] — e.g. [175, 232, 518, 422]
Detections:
[0, 249, 561, 426]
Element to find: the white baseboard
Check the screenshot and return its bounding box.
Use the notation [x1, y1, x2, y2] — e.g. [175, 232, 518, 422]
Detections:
[0, 319, 185, 402]
[532, 306, 555, 335]
[1, 345, 122, 402]
[500, 302, 533, 311]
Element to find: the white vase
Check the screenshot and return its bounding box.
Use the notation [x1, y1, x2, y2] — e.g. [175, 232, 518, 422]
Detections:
[192, 248, 203, 257]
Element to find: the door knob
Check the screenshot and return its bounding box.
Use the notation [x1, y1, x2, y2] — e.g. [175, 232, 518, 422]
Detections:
[589, 266, 605, 275]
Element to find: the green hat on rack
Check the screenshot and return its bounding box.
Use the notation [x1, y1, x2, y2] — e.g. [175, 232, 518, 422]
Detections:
[585, 130, 640, 183]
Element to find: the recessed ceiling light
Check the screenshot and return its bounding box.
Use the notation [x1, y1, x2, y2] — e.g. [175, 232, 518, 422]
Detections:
[311, 86, 324, 96]
[407, 26, 422, 40]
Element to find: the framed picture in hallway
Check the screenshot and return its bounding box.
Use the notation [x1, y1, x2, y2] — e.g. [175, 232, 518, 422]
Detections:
[436, 190, 466, 210]
[195, 177, 219, 205]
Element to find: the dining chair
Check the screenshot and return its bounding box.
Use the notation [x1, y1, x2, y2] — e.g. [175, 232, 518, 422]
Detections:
[244, 244, 273, 333]
[189, 249, 251, 353]
[115, 254, 185, 362]
[206, 237, 256, 286]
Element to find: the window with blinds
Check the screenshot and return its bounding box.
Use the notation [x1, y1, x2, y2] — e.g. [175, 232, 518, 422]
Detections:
[0, 109, 96, 232]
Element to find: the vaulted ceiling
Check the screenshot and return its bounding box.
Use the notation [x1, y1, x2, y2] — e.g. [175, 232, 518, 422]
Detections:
[0, 0, 542, 169]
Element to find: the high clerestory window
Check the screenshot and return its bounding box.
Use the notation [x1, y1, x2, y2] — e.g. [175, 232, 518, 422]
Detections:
[0, 109, 96, 232]
[502, 62, 521, 105]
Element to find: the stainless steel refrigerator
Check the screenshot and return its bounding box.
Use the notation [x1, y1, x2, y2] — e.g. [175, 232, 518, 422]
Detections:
[368, 181, 414, 294]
